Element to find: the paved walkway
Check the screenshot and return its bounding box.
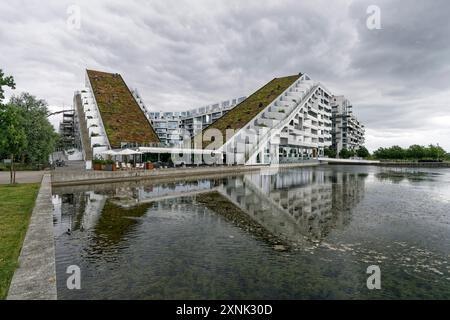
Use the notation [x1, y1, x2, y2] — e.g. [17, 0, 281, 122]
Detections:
[0, 171, 45, 184]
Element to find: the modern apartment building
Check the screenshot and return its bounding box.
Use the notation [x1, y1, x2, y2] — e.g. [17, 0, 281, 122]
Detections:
[330, 95, 365, 155]
[147, 111, 186, 146]
[181, 97, 246, 137]
[145, 97, 246, 146]
[68, 69, 363, 166]
[198, 73, 334, 165]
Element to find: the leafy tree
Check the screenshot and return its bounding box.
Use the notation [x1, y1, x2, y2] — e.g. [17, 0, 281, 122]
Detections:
[373, 144, 449, 161]
[324, 147, 337, 158]
[356, 146, 370, 158]
[0, 69, 16, 103]
[373, 147, 386, 159]
[374, 146, 405, 160]
[9, 93, 59, 164]
[406, 145, 425, 159]
[389, 145, 405, 159]
[426, 144, 446, 160]
[0, 104, 27, 184]
[339, 148, 355, 159]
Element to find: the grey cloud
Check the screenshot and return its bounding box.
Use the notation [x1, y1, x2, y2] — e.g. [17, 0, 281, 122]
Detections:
[0, 0, 449, 151]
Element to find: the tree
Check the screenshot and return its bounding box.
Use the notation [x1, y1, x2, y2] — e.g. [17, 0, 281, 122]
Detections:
[324, 147, 337, 158]
[0, 69, 16, 103]
[356, 146, 370, 158]
[373, 144, 449, 161]
[9, 93, 59, 165]
[0, 104, 27, 184]
[426, 144, 446, 161]
[374, 145, 405, 160]
[339, 148, 355, 159]
[406, 144, 425, 159]
[389, 145, 405, 159]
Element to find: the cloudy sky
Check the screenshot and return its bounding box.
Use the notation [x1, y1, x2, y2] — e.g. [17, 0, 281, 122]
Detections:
[1, 0, 449, 151]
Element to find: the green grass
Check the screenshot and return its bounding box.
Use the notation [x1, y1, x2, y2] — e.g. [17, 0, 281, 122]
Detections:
[0, 183, 40, 299]
[198, 74, 301, 148]
[87, 69, 160, 148]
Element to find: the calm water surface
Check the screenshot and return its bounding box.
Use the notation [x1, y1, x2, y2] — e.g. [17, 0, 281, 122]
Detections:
[52, 165, 450, 299]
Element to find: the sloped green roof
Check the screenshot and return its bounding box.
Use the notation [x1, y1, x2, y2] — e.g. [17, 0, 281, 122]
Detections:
[87, 69, 160, 148]
[199, 74, 301, 149]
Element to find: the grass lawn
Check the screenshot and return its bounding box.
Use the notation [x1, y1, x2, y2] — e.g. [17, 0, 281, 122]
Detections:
[0, 183, 40, 299]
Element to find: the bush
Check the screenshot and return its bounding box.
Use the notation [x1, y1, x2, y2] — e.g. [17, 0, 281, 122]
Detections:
[92, 159, 106, 165]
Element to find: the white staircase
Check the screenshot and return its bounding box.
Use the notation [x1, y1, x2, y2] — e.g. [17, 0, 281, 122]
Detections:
[218, 74, 326, 165]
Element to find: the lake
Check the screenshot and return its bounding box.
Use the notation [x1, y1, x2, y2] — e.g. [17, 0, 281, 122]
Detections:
[52, 165, 450, 299]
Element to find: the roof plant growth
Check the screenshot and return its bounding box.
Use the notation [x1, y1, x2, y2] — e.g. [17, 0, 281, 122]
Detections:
[198, 74, 301, 149]
[86, 69, 160, 148]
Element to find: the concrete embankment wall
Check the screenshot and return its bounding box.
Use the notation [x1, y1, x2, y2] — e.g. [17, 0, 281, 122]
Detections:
[375, 162, 450, 168]
[7, 174, 57, 300]
[52, 162, 321, 186]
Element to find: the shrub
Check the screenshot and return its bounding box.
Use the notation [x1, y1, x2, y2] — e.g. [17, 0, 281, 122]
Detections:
[92, 159, 106, 165]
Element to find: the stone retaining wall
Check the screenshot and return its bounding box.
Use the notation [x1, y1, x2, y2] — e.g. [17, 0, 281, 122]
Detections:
[52, 162, 321, 186]
[7, 174, 57, 300]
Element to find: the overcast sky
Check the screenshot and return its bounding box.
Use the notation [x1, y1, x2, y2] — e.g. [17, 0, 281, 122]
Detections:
[1, 0, 449, 151]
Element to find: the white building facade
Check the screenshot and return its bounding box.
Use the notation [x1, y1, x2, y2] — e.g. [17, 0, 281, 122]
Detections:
[145, 97, 246, 146]
[181, 97, 246, 137]
[330, 95, 365, 155]
[213, 74, 334, 165]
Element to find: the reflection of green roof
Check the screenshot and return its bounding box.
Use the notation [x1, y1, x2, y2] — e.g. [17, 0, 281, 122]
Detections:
[86, 69, 160, 148]
[196, 191, 289, 248]
[199, 74, 301, 148]
[93, 200, 152, 247]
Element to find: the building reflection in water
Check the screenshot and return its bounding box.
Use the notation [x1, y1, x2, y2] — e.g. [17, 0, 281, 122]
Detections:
[52, 168, 368, 250]
[218, 169, 367, 244]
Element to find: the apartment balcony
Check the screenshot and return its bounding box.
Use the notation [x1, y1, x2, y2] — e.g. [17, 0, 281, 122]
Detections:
[256, 117, 279, 128]
[90, 136, 107, 148]
[265, 110, 286, 120]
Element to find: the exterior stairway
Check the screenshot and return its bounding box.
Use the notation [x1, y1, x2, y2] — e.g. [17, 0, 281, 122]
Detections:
[245, 82, 318, 163]
[74, 93, 93, 161]
[216, 77, 320, 164]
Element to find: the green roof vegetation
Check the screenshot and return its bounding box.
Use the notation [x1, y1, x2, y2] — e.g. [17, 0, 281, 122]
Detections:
[92, 200, 152, 248]
[198, 74, 301, 149]
[86, 69, 160, 148]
